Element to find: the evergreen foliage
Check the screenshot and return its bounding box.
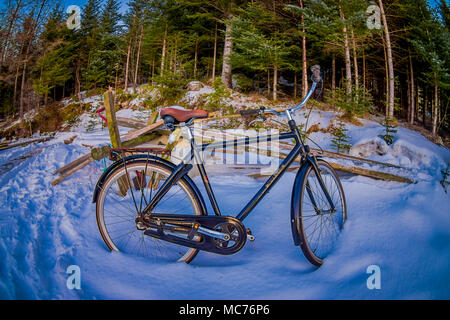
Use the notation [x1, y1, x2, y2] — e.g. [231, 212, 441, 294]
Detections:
[379, 117, 398, 145]
[330, 121, 352, 153]
[0, 0, 448, 141]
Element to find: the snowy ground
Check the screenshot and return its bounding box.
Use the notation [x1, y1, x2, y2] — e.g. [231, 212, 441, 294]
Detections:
[0, 108, 449, 300]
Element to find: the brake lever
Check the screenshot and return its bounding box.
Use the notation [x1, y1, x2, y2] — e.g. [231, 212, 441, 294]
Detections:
[249, 115, 266, 127]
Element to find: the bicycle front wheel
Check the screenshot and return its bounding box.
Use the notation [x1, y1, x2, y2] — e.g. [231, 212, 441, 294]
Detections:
[96, 159, 205, 263]
[295, 159, 347, 266]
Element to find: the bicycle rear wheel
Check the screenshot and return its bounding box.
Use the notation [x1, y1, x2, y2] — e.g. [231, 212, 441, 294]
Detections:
[96, 159, 205, 263]
[294, 159, 347, 266]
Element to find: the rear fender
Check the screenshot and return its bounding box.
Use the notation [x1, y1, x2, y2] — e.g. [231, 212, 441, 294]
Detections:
[92, 155, 207, 215]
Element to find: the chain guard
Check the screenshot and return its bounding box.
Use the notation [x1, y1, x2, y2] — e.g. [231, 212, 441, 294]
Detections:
[143, 214, 247, 255]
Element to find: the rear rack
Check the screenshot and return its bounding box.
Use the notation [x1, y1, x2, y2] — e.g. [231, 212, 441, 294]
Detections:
[108, 147, 170, 161]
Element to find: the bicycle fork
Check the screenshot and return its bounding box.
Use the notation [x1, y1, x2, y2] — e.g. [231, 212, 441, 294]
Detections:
[305, 155, 336, 214]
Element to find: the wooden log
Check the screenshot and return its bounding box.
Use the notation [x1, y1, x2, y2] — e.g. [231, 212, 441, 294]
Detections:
[0, 136, 52, 151]
[278, 142, 404, 169]
[248, 151, 413, 183]
[91, 131, 163, 160]
[328, 162, 414, 184]
[123, 120, 164, 142]
[63, 135, 78, 145]
[198, 128, 405, 170]
[53, 153, 92, 175]
[51, 157, 94, 186]
[116, 117, 146, 129]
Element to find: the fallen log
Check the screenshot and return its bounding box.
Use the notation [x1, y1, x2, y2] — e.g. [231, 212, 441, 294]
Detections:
[277, 141, 404, 169]
[327, 162, 414, 184]
[248, 152, 413, 183]
[197, 128, 405, 170]
[53, 153, 92, 175]
[0, 136, 53, 151]
[123, 120, 164, 141]
[51, 156, 94, 186]
[63, 135, 78, 145]
[116, 117, 146, 129]
[91, 131, 163, 160]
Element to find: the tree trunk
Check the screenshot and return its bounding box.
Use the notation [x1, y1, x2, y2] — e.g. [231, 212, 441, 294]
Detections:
[378, 0, 395, 119]
[222, 17, 233, 88]
[75, 59, 81, 101]
[351, 29, 359, 92]
[1, 0, 22, 66]
[13, 63, 20, 113]
[340, 7, 352, 98]
[160, 24, 167, 76]
[294, 72, 297, 99]
[194, 37, 198, 78]
[151, 58, 155, 85]
[362, 48, 366, 91]
[19, 56, 28, 119]
[332, 53, 336, 99]
[133, 30, 143, 91]
[273, 66, 278, 101]
[124, 40, 131, 90]
[423, 87, 428, 127]
[432, 76, 438, 136]
[382, 33, 389, 117]
[267, 70, 271, 98]
[212, 23, 218, 82]
[407, 66, 411, 122]
[173, 36, 178, 73]
[409, 50, 415, 125]
[300, 0, 308, 98]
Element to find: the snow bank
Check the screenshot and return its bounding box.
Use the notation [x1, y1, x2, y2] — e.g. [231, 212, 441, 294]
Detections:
[0, 105, 449, 299]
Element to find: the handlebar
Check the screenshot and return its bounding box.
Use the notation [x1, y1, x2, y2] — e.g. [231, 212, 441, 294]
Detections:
[240, 65, 322, 120]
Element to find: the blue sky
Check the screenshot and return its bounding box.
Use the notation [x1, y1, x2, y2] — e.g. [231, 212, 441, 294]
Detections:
[61, 0, 128, 14]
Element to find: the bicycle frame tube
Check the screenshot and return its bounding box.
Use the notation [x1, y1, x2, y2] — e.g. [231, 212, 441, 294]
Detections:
[143, 117, 334, 220]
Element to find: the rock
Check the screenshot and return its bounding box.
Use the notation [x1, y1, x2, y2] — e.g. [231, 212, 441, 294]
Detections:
[186, 81, 204, 91]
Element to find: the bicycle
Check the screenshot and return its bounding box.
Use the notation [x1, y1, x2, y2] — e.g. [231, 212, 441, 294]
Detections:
[93, 65, 347, 267]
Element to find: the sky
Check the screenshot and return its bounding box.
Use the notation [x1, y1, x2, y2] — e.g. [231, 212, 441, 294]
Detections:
[62, 0, 128, 14]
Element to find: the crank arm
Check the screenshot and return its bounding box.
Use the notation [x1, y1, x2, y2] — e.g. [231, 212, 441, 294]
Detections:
[196, 225, 230, 241]
[143, 219, 230, 241]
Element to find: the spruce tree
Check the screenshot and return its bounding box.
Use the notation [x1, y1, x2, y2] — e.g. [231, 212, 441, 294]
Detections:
[379, 117, 397, 146]
[330, 121, 351, 153]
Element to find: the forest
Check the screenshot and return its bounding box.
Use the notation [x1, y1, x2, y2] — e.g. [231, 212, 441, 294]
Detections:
[0, 0, 449, 142]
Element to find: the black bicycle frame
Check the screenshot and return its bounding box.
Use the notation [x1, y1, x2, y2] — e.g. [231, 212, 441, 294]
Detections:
[143, 118, 335, 222]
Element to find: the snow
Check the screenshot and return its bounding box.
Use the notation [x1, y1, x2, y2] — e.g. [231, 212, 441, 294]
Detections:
[0, 107, 449, 300]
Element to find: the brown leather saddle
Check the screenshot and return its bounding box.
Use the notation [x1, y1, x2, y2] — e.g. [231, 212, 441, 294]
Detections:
[160, 107, 208, 123]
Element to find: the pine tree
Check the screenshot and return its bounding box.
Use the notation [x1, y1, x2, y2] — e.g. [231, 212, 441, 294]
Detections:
[100, 0, 122, 35]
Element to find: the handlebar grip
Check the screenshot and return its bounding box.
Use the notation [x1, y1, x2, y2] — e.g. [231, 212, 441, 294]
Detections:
[240, 109, 259, 117]
[311, 65, 321, 83]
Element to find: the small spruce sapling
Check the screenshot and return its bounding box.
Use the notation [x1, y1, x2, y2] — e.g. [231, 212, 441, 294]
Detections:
[330, 121, 352, 153]
[379, 117, 397, 145]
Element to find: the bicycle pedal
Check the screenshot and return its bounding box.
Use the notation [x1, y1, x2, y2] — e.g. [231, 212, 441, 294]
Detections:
[187, 223, 199, 240]
[246, 228, 255, 241]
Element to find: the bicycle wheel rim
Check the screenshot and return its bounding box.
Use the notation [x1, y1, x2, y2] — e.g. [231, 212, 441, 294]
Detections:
[96, 161, 202, 263]
[299, 161, 347, 265]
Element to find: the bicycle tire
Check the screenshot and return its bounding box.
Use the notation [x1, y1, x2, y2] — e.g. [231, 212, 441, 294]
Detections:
[96, 159, 205, 264]
[294, 159, 347, 266]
